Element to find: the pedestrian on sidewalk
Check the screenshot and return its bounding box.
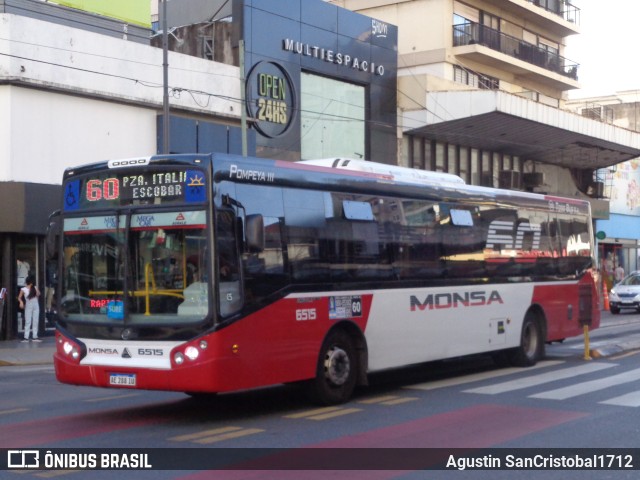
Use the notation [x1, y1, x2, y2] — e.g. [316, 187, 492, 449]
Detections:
[614, 263, 625, 284]
[18, 275, 41, 342]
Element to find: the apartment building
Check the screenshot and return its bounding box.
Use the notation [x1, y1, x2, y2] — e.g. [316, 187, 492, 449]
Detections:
[331, 0, 640, 220]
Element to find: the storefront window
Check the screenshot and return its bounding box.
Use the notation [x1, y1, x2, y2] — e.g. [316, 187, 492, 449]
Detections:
[301, 73, 365, 160]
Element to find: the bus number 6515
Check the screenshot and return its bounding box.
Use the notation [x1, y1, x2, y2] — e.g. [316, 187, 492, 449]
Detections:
[296, 309, 317, 321]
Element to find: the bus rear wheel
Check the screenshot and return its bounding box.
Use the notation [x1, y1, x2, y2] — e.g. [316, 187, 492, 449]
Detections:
[308, 329, 358, 405]
[509, 312, 544, 367]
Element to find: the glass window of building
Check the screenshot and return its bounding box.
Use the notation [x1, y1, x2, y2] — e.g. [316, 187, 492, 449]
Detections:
[448, 145, 457, 175]
[301, 73, 365, 160]
[435, 142, 446, 172]
[470, 148, 479, 184]
[412, 137, 423, 169]
[459, 146, 469, 182]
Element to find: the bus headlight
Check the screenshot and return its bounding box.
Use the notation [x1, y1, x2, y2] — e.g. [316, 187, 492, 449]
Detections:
[58, 334, 82, 362]
[174, 352, 185, 365]
[173, 340, 207, 366]
[185, 346, 199, 361]
[64, 342, 80, 360]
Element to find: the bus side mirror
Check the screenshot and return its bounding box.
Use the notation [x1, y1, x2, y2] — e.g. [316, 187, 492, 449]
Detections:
[245, 214, 264, 253]
[46, 210, 61, 261]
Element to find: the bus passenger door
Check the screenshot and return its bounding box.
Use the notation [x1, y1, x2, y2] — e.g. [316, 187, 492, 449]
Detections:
[216, 209, 243, 317]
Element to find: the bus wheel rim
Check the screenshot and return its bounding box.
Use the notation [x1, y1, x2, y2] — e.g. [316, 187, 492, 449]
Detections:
[523, 322, 537, 358]
[324, 346, 350, 386]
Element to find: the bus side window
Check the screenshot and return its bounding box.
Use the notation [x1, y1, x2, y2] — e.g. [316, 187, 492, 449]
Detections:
[391, 200, 443, 279]
[557, 214, 592, 275]
[233, 183, 287, 304]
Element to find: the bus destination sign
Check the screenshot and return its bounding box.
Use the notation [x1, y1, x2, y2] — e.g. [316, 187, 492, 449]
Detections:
[64, 168, 207, 210]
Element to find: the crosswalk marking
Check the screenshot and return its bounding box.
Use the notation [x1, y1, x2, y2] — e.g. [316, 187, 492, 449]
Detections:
[600, 390, 640, 407]
[2, 366, 56, 373]
[379, 397, 418, 406]
[0, 408, 28, 416]
[358, 395, 418, 406]
[35, 470, 81, 478]
[464, 362, 615, 395]
[609, 350, 640, 360]
[84, 393, 141, 403]
[285, 406, 344, 419]
[405, 360, 563, 392]
[530, 368, 640, 400]
[169, 426, 244, 442]
[169, 426, 264, 444]
[193, 428, 264, 444]
[358, 395, 399, 404]
[284, 406, 361, 420]
[307, 408, 361, 420]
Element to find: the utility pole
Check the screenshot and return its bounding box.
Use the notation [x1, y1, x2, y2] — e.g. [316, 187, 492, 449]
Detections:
[162, 0, 170, 154]
[240, 40, 247, 157]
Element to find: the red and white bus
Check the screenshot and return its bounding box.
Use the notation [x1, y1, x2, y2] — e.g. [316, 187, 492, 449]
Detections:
[52, 153, 600, 404]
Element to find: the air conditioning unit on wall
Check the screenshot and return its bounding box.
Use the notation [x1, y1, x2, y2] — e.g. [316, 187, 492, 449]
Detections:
[499, 170, 521, 189]
[588, 181, 604, 198]
[523, 172, 544, 188]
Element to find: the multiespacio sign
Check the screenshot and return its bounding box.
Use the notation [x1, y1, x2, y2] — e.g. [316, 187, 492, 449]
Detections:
[281, 19, 392, 77]
[283, 38, 385, 76]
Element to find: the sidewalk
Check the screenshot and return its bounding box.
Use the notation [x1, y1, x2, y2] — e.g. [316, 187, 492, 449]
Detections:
[0, 335, 56, 366]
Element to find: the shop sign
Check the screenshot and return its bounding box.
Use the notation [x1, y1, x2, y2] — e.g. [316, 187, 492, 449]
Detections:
[246, 61, 296, 138]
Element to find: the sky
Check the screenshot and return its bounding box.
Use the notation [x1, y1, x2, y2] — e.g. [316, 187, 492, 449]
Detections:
[566, 0, 640, 98]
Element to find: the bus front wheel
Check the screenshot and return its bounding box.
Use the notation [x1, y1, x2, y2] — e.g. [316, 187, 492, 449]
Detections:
[308, 329, 358, 405]
[509, 312, 544, 367]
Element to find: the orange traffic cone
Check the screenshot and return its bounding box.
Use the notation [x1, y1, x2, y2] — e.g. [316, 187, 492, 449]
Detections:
[603, 284, 610, 311]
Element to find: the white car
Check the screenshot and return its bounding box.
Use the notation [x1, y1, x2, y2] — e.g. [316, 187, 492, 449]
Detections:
[610, 272, 640, 314]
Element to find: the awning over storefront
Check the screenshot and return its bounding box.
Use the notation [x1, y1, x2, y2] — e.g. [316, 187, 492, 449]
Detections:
[405, 91, 640, 170]
[0, 183, 60, 234]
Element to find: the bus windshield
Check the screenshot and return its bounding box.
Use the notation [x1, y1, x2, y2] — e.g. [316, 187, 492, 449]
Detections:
[60, 210, 209, 325]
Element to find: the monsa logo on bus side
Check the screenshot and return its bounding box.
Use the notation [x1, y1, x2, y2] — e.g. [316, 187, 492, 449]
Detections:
[410, 290, 503, 311]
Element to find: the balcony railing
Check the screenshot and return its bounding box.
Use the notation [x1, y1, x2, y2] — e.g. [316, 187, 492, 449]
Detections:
[453, 22, 579, 80]
[526, 0, 580, 25]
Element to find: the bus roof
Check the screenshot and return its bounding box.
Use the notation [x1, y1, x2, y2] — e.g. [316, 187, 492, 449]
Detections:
[298, 158, 466, 186]
[63, 153, 592, 216]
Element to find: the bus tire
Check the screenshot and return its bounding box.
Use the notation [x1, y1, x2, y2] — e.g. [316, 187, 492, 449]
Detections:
[308, 329, 358, 405]
[509, 312, 544, 367]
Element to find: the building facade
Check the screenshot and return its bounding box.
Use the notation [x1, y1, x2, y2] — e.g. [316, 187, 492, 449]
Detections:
[331, 0, 640, 204]
[567, 91, 640, 289]
[0, 0, 399, 338]
[330, 0, 640, 302]
[0, 0, 243, 339]
[155, 0, 399, 163]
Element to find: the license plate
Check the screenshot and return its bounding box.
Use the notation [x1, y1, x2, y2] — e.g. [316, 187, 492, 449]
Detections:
[109, 373, 136, 387]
